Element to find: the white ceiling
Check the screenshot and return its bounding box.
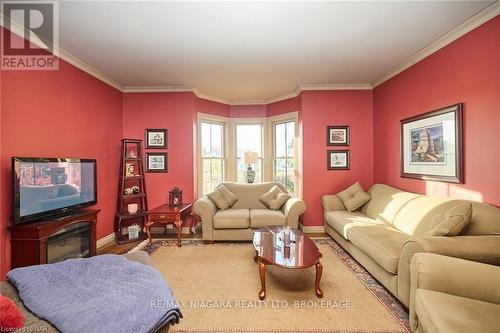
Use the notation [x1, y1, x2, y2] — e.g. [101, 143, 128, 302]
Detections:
[49, 1, 499, 102]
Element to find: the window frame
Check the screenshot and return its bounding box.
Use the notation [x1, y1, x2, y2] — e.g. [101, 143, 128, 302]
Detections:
[197, 114, 229, 197]
[197, 111, 301, 198]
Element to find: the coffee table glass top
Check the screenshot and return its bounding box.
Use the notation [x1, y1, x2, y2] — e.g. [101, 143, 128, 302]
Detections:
[252, 226, 322, 268]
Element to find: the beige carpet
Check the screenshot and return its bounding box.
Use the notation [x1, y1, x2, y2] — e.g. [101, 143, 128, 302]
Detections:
[148, 240, 409, 333]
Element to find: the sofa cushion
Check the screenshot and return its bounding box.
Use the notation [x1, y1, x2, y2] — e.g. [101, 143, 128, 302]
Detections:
[337, 182, 371, 212]
[415, 289, 500, 333]
[213, 209, 250, 229]
[259, 185, 291, 210]
[250, 209, 286, 228]
[348, 225, 410, 274]
[220, 182, 287, 209]
[325, 211, 386, 240]
[425, 203, 473, 236]
[360, 184, 420, 224]
[208, 185, 238, 210]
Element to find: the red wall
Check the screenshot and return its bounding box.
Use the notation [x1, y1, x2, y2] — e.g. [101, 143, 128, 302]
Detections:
[229, 105, 267, 118]
[122, 92, 196, 222]
[301, 91, 374, 226]
[194, 97, 230, 117]
[1, 59, 123, 279]
[267, 97, 300, 117]
[373, 15, 500, 206]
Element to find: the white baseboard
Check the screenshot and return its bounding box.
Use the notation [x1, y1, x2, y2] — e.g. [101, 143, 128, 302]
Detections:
[302, 226, 326, 234]
[96, 232, 116, 249]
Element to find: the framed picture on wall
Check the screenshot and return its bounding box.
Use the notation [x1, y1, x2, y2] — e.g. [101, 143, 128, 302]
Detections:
[327, 126, 349, 146]
[145, 129, 167, 149]
[400, 103, 463, 183]
[327, 150, 350, 170]
[146, 153, 168, 173]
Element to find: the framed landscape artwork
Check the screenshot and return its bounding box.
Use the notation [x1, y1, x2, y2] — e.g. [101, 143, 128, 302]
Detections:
[146, 153, 168, 173]
[327, 126, 349, 146]
[145, 129, 167, 149]
[400, 103, 463, 183]
[327, 150, 350, 170]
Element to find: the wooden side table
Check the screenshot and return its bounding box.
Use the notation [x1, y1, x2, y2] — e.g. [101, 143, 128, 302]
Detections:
[145, 203, 192, 247]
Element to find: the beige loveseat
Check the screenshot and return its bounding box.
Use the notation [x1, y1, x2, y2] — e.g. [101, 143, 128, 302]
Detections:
[322, 184, 500, 308]
[410, 253, 500, 333]
[193, 182, 306, 242]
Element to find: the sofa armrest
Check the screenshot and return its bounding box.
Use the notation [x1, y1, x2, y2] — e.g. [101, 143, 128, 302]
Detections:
[283, 197, 306, 229]
[397, 235, 500, 307]
[409, 253, 500, 331]
[193, 197, 218, 241]
[321, 195, 346, 214]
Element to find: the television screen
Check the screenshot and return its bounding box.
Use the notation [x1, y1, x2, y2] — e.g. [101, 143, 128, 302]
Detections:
[13, 158, 97, 224]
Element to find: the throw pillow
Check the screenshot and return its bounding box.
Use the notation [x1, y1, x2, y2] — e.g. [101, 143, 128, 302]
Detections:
[207, 185, 238, 210]
[259, 185, 291, 210]
[0, 295, 24, 330]
[337, 182, 371, 212]
[425, 203, 473, 236]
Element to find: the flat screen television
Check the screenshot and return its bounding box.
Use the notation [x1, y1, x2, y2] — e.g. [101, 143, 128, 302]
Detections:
[12, 157, 97, 224]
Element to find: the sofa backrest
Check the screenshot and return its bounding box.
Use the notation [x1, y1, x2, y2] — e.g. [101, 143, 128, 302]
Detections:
[364, 184, 500, 236]
[360, 184, 420, 225]
[392, 197, 463, 235]
[216, 182, 287, 209]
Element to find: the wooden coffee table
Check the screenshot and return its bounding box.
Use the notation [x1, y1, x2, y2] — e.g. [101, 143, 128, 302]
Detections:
[252, 226, 323, 300]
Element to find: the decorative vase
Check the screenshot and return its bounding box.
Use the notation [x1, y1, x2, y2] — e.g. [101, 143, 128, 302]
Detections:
[244, 165, 256, 183]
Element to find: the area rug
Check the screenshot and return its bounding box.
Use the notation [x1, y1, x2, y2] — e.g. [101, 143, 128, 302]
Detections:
[140, 238, 409, 333]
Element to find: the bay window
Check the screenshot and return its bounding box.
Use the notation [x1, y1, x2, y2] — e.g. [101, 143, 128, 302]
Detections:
[197, 112, 300, 198]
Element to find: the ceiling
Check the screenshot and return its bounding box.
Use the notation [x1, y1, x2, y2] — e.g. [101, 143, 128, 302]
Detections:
[11, 1, 500, 103]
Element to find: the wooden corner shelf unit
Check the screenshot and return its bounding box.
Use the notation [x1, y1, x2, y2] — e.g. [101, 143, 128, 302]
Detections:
[114, 139, 148, 244]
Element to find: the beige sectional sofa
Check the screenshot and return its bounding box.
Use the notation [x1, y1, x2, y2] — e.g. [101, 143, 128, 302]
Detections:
[193, 182, 306, 242]
[322, 183, 500, 308]
[410, 253, 500, 333]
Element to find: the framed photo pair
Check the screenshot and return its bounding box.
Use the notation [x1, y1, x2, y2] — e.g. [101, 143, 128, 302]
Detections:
[401, 103, 463, 183]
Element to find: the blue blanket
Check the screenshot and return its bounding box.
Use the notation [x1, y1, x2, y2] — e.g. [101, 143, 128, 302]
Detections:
[8, 254, 181, 333]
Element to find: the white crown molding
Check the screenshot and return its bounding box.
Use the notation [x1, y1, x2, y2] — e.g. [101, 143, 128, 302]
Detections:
[1, 12, 124, 91]
[372, 2, 500, 87]
[266, 92, 301, 104]
[4, 3, 499, 102]
[192, 89, 232, 105]
[228, 99, 268, 106]
[299, 83, 373, 91]
[123, 85, 194, 93]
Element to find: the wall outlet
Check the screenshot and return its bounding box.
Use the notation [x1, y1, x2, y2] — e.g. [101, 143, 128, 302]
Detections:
[166, 224, 174, 229]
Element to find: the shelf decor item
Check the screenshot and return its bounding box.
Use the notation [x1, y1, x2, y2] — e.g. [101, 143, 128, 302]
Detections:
[400, 103, 463, 183]
[169, 187, 183, 206]
[327, 126, 350, 146]
[146, 153, 168, 173]
[145, 128, 167, 149]
[327, 150, 350, 170]
[125, 163, 135, 177]
[243, 151, 258, 183]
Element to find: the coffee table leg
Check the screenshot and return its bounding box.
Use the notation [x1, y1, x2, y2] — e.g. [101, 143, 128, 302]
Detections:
[258, 262, 266, 300]
[315, 261, 324, 298]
